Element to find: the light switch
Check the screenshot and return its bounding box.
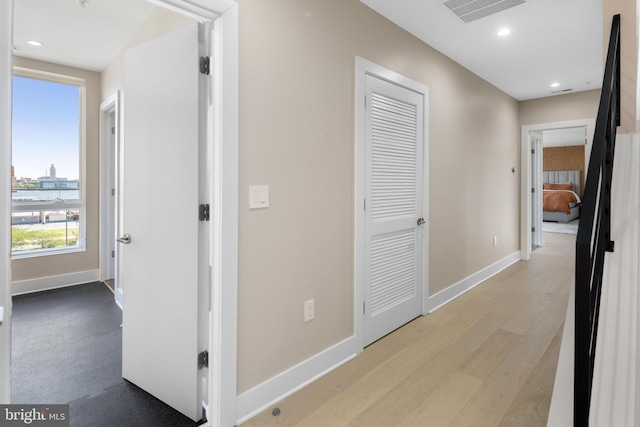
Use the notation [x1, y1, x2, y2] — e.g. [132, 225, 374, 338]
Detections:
[249, 185, 269, 209]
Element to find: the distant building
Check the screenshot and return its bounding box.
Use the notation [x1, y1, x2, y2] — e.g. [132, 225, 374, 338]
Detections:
[39, 178, 79, 189]
[32, 163, 78, 189]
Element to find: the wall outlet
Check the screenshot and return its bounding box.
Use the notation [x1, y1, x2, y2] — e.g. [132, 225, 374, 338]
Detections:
[493, 236, 498, 247]
[304, 299, 315, 322]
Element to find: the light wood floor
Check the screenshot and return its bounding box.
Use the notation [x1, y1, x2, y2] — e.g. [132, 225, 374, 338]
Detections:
[242, 232, 575, 427]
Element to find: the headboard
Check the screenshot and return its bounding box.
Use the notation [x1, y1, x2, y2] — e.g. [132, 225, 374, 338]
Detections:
[543, 170, 581, 196]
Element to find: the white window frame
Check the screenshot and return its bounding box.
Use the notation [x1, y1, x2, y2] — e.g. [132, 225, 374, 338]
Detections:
[11, 66, 87, 259]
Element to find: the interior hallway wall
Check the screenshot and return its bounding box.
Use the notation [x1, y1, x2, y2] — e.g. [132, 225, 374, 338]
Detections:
[519, 89, 601, 126]
[237, 0, 520, 393]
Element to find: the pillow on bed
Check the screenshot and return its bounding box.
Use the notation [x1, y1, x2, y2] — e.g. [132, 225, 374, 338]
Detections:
[544, 182, 573, 191]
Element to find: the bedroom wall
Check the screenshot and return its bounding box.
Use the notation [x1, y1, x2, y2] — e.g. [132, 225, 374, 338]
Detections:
[543, 145, 586, 197]
[11, 57, 101, 283]
[237, 0, 520, 394]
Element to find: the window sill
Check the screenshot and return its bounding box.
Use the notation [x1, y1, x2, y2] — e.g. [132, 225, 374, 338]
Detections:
[11, 245, 86, 260]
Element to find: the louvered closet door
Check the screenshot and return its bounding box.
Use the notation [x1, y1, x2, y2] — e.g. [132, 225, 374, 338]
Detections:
[364, 74, 424, 346]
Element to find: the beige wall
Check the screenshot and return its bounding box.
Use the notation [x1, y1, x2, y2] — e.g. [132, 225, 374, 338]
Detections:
[519, 90, 601, 127]
[11, 57, 101, 283]
[237, 0, 520, 393]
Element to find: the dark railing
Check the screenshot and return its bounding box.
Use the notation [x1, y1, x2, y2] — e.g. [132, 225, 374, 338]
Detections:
[574, 14, 620, 426]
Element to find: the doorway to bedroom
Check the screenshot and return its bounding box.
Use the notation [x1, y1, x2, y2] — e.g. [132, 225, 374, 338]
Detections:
[533, 127, 587, 248]
[521, 119, 594, 259]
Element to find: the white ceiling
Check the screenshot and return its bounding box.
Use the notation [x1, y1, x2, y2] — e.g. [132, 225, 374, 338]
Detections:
[360, 0, 603, 101]
[13, 0, 157, 72]
[14, 0, 603, 101]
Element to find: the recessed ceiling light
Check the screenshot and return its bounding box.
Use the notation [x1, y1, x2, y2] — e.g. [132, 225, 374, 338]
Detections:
[497, 28, 511, 37]
[550, 82, 560, 88]
[77, 0, 90, 7]
[27, 40, 42, 47]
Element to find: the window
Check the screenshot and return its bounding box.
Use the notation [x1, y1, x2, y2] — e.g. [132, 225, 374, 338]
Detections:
[11, 68, 86, 258]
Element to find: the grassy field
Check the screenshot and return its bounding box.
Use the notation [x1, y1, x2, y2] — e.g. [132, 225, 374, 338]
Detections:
[12, 226, 78, 252]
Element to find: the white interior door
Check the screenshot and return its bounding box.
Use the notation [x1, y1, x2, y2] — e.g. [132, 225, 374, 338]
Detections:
[121, 23, 202, 421]
[364, 74, 424, 346]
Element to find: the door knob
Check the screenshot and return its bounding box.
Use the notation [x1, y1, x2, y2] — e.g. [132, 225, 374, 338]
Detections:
[117, 234, 131, 244]
[417, 218, 425, 225]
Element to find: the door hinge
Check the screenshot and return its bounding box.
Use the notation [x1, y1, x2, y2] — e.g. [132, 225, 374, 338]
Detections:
[111, 188, 115, 196]
[111, 250, 115, 258]
[199, 204, 210, 221]
[199, 56, 210, 75]
[531, 148, 535, 154]
[198, 350, 209, 369]
[532, 227, 535, 232]
[363, 301, 365, 314]
[531, 188, 535, 193]
[111, 126, 115, 135]
[364, 199, 366, 211]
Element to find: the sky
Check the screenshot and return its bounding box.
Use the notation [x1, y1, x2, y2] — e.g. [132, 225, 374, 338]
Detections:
[12, 76, 80, 180]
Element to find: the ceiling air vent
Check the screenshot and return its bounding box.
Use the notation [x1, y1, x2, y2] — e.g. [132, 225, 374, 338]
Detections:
[443, 0, 528, 23]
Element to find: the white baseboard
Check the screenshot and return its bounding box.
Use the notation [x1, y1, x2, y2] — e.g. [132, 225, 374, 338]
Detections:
[428, 251, 521, 313]
[11, 270, 100, 296]
[236, 336, 357, 425]
[115, 287, 123, 310]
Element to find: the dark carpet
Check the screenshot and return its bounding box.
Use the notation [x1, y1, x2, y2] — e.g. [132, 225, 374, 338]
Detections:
[11, 282, 200, 427]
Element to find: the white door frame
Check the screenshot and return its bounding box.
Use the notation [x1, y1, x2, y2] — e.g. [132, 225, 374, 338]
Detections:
[209, 6, 239, 425]
[530, 132, 543, 248]
[0, 0, 12, 405]
[150, 2, 238, 425]
[0, 0, 239, 424]
[520, 118, 595, 260]
[99, 93, 118, 287]
[354, 57, 430, 351]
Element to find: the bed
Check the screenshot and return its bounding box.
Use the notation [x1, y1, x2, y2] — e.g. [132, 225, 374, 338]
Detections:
[543, 170, 582, 223]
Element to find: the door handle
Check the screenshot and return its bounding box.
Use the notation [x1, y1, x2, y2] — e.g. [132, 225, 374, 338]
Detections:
[417, 218, 425, 225]
[117, 234, 132, 244]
